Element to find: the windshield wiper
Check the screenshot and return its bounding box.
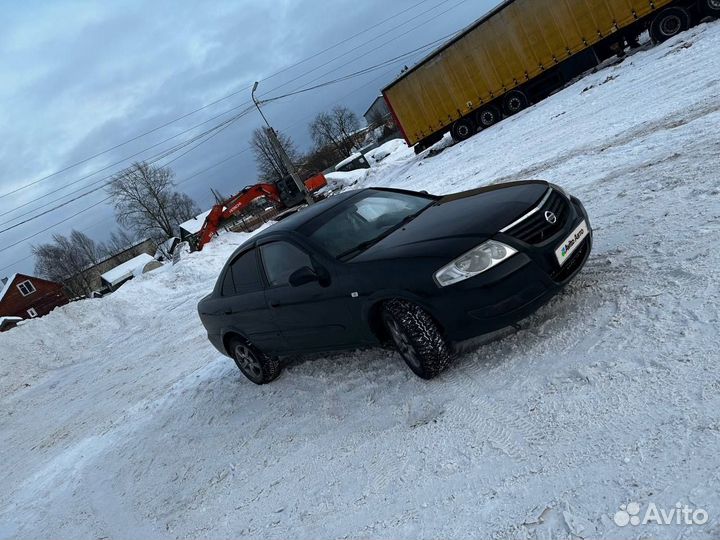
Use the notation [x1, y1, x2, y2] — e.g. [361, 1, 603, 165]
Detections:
[337, 238, 382, 261]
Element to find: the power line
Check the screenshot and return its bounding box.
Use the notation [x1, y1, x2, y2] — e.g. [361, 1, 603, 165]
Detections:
[264, 30, 458, 103]
[0, 112, 249, 235]
[0, 0, 462, 210]
[0, 144, 253, 271]
[0, 108, 254, 231]
[0, 0, 438, 200]
[0, 2, 474, 255]
[256, 0, 457, 102]
[0, 25, 456, 230]
[0, 141, 249, 256]
[0, 103, 256, 221]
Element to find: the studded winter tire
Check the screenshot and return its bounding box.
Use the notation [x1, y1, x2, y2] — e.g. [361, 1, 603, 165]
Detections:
[228, 336, 281, 384]
[382, 299, 452, 379]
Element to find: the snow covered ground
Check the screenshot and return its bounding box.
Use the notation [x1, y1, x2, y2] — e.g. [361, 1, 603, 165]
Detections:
[2, 21, 720, 539]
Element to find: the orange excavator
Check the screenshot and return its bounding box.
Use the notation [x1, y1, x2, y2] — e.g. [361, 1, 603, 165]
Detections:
[196, 174, 327, 250]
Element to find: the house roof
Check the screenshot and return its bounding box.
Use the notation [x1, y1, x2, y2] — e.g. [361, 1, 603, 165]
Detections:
[363, 96, 386, 118]
[100, 253, 157, 287]
[179, 209, 213, 236]
[0, 273, 19, 303]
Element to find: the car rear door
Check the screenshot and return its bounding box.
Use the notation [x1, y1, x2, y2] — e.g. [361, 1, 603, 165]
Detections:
[258, 240, 360, 352]
[217, 248, 280, 353]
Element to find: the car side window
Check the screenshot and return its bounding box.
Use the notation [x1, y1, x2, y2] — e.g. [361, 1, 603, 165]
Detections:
[224, 249, 263, 295]
[260, 242, 313, 287]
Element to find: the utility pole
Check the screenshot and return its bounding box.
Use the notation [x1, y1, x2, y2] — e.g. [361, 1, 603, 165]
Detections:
[251, 81, 314, 206]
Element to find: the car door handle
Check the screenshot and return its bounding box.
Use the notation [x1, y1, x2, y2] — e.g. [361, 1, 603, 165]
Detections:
[224, 309, 232, 315]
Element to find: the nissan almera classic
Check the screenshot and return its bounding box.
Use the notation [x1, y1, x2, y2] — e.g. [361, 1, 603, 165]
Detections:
[198, 181, 592, 384]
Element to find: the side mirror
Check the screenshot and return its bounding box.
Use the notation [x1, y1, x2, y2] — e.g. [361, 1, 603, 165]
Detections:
[289, 266, 319, 287]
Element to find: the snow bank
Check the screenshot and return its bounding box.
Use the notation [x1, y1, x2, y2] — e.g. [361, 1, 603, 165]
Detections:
[323, 169, 369, 191]
[2, 21, 720, 539]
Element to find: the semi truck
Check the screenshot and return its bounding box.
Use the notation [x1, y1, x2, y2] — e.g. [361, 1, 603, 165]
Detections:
[383, 0, 718, 152]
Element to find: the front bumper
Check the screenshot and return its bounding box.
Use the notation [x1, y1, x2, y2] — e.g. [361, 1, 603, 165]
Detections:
[429, 195, 592, 342]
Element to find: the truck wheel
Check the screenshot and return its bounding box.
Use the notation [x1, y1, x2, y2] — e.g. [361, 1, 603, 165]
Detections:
[476, 105, 501, 129]
[227, 336, 281, 384]
[502, 90, 529, 116]
[382, 299, 452, 379]
[450, 118, 475, 142]
[649, 7, 690, 43]
[698, 0, 720, 17]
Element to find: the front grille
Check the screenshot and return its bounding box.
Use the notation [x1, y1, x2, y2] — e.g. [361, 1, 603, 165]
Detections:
[504, 190, 569, 244]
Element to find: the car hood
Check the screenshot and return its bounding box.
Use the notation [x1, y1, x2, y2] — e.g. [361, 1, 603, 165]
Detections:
[353, 180, 548, 262]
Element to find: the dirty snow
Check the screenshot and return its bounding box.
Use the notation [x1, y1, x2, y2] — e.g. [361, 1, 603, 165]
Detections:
[2, 21, 720, 539]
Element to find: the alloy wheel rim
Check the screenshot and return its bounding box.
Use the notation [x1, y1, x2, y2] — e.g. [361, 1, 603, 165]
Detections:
[660, 15, 682, 36]
[387, 318, 421, 370]
[481, 111, 495, 126]
[508, 97, 522, 112]
[457, 124, 470, 137]
[708, 0, 720, 9]
[234, 343, 262, 380]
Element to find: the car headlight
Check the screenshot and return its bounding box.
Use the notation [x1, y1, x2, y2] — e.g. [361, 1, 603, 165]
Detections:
[434, 240, 517, 287]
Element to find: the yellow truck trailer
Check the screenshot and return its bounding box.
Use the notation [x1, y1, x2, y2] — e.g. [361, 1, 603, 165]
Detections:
[383, 0, 717, 152]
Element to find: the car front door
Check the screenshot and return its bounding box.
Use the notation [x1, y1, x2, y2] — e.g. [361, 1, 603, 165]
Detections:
[259, 240, 360, 352]
[217, 248, 280, 353]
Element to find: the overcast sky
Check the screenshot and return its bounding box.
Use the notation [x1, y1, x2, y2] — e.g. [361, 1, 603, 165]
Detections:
[0, 0, 501, 277]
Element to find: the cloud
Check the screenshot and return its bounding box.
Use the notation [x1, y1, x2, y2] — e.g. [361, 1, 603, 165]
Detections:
[0, 0, 499, 276]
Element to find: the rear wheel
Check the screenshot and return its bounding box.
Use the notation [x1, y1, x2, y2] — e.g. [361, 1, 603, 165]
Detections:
[227, 336, 281, 384]
[476, 105, 502, 129]
[698, 0, 720, 17]
[502, 90, 529, 116]
[382, 299, 452, 379]
[450, 117, 475, 142]
[649, 7, 690, 43]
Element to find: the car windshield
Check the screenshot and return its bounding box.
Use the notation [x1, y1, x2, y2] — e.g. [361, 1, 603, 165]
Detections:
[301, 190, 434, 260]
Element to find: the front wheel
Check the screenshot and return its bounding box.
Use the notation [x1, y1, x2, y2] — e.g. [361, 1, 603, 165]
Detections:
[649, 7, 690, 43]
[382, 299, 452, 379]
[228, 337, 281, 384]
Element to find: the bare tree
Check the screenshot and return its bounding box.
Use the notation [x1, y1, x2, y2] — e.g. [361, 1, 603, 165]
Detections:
[250, 127, 300, 183]
[367, 108, 388, 129]
[108, 162, 199, 241]
[33, 231, 104, 297]
[332, 106, 361, 147]
[103, 228, 138, 257]
[309, 106, 361, 159]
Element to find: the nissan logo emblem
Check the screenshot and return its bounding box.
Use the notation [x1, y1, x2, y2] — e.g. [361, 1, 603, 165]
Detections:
[545, 211, 557, 224]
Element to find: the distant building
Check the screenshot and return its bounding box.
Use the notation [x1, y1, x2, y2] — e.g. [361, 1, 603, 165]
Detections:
[179, 209, 212, 245]
[100, 253, 162, 292]
[0, 274, 69, 327]
[363, 96, 391, 127]
[71, 238, 157, 296]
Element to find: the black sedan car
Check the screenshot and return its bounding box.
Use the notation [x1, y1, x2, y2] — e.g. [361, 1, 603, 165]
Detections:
[198, 181, 592, 383]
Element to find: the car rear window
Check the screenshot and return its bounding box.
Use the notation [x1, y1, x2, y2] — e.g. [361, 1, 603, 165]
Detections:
[223, 249, 263, 295]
